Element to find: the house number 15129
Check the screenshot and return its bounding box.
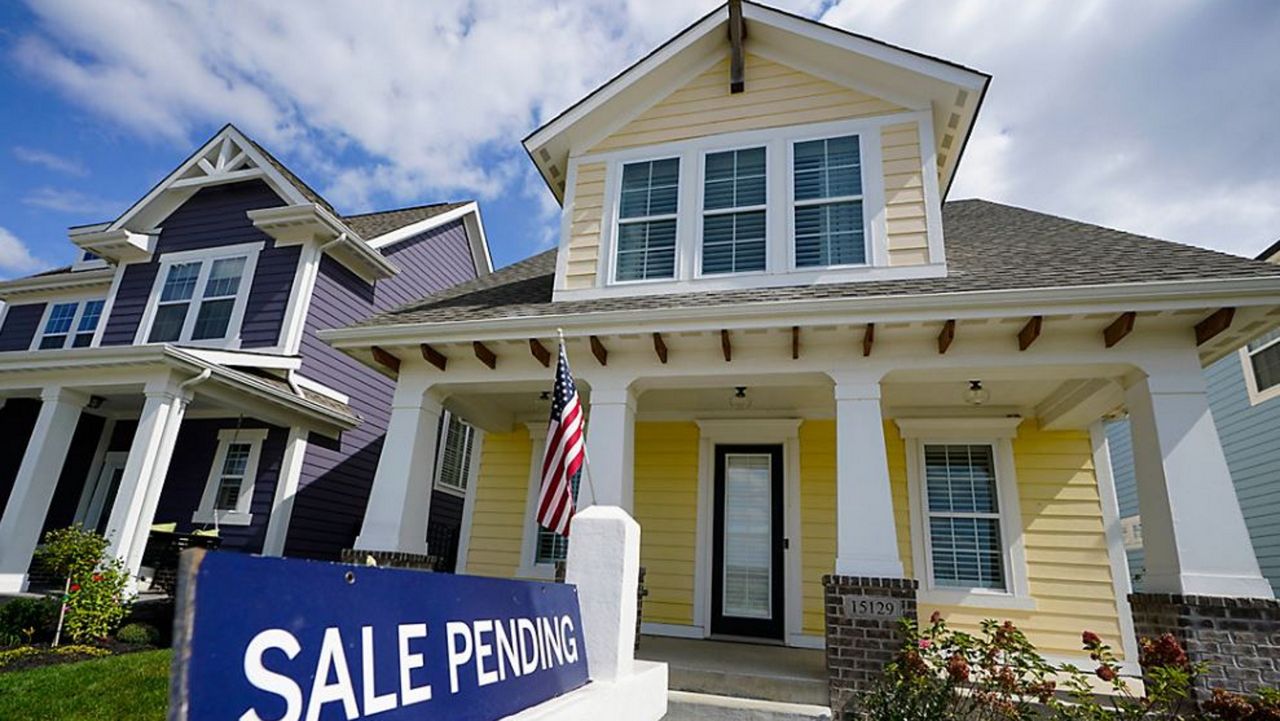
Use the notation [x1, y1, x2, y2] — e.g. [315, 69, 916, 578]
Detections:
[842, 597, 903, 619]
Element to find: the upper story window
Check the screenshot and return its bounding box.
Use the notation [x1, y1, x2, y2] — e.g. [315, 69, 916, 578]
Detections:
[702, 147, 767, 275]
[1243, 327, 1280, 404]
[141, 243, 260, 347]
[34, 299, 105, 350]
[792, 135, 864, 267]
[615, 158, 680, 282]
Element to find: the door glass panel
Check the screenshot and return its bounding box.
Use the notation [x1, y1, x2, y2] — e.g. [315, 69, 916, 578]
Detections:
[96, 467, 125, 535]
[722, 453, 772, 619]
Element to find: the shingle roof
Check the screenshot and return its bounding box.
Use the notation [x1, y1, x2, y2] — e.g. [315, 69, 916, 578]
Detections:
[240, 133, 339, 217]
[348, 199, 1280, 329]
[341, 201, 471, 240]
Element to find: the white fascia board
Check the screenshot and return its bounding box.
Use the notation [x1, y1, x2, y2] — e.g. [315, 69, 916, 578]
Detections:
[0, 268, 116, 301]
[179, 347, 302, 371]
[70, 228, 157, 264]
[249, 204, 400, 282]
[318, 275, 1280, 348]
[364, 201, 493, 277]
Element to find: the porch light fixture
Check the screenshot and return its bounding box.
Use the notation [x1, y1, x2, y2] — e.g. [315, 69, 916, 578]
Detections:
[729, 386, 751, 410]
[964, 380, 990, 406]
[87, 395, 105, 410]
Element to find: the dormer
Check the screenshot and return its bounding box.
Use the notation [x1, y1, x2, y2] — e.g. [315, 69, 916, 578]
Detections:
[525, 1, 988, 302]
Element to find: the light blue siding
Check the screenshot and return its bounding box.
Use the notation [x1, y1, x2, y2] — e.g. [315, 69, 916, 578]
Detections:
[1110, 353, 1280, 595]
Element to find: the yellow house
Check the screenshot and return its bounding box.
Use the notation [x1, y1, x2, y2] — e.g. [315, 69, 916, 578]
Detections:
[322, 1, 1280, 714]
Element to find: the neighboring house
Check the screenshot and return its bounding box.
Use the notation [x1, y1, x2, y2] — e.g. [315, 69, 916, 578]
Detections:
[0, 125, 491, 593]
[318, 2, 1280, 695]
[1110, 240, 1280, 592]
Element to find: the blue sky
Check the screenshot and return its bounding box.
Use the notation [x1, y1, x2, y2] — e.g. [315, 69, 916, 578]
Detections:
[1, 0, 1278, 281]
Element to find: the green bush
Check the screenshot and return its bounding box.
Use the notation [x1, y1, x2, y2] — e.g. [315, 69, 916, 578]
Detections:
[0, 597, 59, 646]
[115, 623, 160, 646]
[34, 525, 133, 644]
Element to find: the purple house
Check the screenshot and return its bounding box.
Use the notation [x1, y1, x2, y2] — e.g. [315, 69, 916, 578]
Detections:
[0, 125, 490, 593]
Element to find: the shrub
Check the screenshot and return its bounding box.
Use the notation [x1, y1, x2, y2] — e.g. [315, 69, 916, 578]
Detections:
[34, 525, 133, 644]
[0, 597, 59, 646]
[116, 623, 160, 646]
[0, 646, 40, 669]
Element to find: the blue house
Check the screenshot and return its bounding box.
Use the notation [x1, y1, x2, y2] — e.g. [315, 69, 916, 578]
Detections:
[0, 125, 490, 593]
[1110, 239, 1280, 591]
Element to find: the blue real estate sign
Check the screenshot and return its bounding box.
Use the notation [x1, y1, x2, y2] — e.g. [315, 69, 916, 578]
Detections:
[169, 551, 588, 721]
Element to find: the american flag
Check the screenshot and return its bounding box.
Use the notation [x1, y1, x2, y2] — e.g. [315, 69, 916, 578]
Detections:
[537, 341, 585, 536]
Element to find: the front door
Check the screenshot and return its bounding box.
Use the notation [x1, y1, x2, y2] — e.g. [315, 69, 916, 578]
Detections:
[81, 452, 127, 535]
[711, 444, 785, 640]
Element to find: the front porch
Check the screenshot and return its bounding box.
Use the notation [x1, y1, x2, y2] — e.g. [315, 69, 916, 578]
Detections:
[0, 345, 356, 593]
[333, 300, 1280, 706]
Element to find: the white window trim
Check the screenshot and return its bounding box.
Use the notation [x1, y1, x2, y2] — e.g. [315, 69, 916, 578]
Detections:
[134, 241, 264, 349]
[694, 144, 772, 279]
[1241, 338, 1280, 406]
[433, 410, 476, 497]
[30, 296, 107, 351]
[193, 427, 269, 527]
[517, 422, 558, 579]
[897, 418, 1034, 611]
[784, 130, 881, 271]
[610, 156, 683, 285]
[585, 113, 915, 299]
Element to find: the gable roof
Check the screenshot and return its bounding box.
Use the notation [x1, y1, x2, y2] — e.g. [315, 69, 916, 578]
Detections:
[339, 199, 1280, 330]
[523, 0, 989, 203]
[342, 201, 472, 239]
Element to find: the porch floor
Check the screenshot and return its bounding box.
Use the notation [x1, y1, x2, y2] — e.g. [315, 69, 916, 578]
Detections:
[637, 635, 828, 705]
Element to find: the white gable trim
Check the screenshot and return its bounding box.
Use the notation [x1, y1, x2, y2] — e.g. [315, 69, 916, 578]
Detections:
[107, 126, 312, 234]
[366, 202, 494, 277]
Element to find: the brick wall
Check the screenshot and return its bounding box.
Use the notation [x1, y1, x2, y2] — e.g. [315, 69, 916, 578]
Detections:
[1130, 592, 1280, 697]
[824, 575, 918, 716]
[341, 548, 436, 571]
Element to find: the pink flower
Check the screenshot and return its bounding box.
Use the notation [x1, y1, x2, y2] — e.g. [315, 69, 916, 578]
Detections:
[918, 639, 933, 650]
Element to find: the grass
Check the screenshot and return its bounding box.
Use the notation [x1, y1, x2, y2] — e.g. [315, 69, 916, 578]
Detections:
[0, 649, 170, 721]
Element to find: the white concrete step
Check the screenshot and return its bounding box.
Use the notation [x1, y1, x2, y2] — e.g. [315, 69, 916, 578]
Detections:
[663, 690, 832, 721]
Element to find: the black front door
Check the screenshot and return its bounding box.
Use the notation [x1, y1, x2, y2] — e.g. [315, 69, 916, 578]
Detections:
[711, 444, 785, 640]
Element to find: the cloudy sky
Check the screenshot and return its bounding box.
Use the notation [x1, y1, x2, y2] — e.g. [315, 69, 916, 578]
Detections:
[1, 0, 1277, 280]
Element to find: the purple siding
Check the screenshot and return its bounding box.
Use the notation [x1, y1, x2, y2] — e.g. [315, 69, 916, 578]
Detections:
[0, 304, 46, 352]
[0, 399, 40, 513]
[150, 418, 286, 554]
[41, 413, 107, 535]
[99, 181, 297, 348]
[285, 219, 478, 560]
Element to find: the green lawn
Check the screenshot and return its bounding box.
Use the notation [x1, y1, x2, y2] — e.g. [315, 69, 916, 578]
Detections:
[0, 649, 170, 721]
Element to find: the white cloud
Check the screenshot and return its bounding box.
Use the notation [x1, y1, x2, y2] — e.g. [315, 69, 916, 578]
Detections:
[23, 187, 121, 216]
[0, 227, 47, 277]
[12, 0, 1280, 257]
[13, 146, 87, 176]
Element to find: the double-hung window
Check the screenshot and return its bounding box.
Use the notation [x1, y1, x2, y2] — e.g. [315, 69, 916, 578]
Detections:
[435, 412, 476, 494]
[35, 299, 105, 350]
[1244, 328, 1280, 401]
[792, 135, 866, 267]
[194, 428, 268, 526]
[146, 250, 254, 344]
[702, 147, 767, 275]
[615, 158, 680, 281]
[922, 444, 1006, 590]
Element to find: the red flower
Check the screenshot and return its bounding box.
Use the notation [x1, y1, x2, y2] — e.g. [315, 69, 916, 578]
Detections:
[69, 584, 80, 592]
[1082, 630, 1101, 648]
[1095, 664, 1118, 682]
[1139, 634, 1189, 669]
[92, 574, 103, 583]
[929, 610, 943, 625]
[946, 653, 970, 683]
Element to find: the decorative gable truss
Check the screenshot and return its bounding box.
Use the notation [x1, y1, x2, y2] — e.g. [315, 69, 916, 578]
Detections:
[171, 133, 266, 190]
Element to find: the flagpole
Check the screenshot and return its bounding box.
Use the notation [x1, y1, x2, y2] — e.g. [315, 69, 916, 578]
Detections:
[558, 327, 599, 509]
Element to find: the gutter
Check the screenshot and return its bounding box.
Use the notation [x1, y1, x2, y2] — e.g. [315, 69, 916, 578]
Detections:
[318, 274, 1280, 347]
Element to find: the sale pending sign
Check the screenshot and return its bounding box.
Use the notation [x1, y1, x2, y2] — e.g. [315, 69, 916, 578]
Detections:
[169, 551, 589, 721]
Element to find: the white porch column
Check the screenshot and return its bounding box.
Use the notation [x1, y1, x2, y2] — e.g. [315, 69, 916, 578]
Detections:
[104, 382, 185, 574]
[354, 371, 442, 555]
[0, 387, 87, 593]
[1126, 364, 1272, 598]
[582, 379, 636, 512]
[262, 427, 309, 556]
[830, 373, 904, 578]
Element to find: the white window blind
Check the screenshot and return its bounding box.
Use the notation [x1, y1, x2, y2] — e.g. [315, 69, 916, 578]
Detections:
[702, 147, 767, 275]
[923, 444, 1006, 590]
[792, 135, 866, 267]
[616, 158, 679, 281]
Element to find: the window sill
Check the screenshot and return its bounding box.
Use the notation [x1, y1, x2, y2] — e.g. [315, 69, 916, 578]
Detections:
[191, 510, 254, 527]
[433, 483, 468, 498]
[919, 588, 1037, 611]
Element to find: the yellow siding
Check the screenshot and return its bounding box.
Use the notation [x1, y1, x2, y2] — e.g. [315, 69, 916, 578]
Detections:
[800, 420, 1123, 659]
[633, 422, 700, 626]
[565, 162, 605, 289]
[880, 122, 930, 266]
[591, 54, 903, 153]
[463, 428, 530, 578]
[800, 421, 912, 635]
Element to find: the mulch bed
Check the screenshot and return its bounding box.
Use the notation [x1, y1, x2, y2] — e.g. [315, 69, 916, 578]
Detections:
[0, 640, 155, 674]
